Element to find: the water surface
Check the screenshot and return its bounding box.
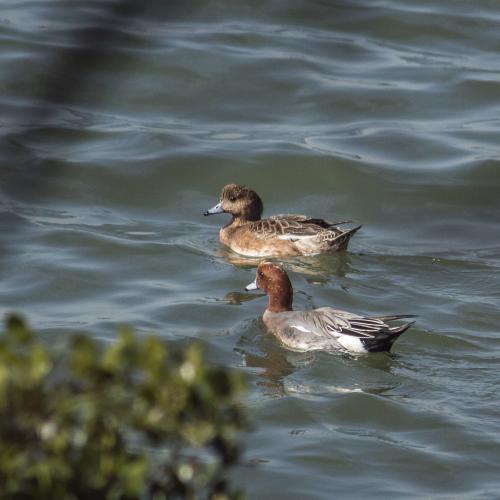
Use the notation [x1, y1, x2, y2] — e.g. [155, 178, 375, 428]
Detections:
[1, 0, 500, 497]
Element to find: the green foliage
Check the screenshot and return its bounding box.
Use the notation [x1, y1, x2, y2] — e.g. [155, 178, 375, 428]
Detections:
[0, 315, 246, 500]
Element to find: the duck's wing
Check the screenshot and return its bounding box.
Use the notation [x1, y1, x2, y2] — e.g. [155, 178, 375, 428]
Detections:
[249, 216, 350, 241]
[269, 214, 352, 228]
[307, 308, 416, 339]
[280, 309, 415, 353]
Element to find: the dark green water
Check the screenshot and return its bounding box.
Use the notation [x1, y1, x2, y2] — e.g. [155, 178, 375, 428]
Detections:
[1, 0, 500, 497]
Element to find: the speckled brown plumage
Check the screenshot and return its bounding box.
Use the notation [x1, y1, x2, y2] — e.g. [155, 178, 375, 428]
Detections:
[205, 184, 361, 257]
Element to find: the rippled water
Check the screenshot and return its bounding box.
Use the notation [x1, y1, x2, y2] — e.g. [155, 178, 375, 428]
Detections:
[1, 0, 500, 497]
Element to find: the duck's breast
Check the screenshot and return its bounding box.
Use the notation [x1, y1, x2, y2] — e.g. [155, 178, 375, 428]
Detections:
[221, 225, 300, 257]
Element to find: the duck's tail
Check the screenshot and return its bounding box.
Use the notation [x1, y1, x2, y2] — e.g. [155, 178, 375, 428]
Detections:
[331, 224, 362, 251]
[360, 316, 416, 353]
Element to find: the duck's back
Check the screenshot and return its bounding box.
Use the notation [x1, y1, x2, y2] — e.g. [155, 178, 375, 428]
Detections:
[221, 214, 360, 257]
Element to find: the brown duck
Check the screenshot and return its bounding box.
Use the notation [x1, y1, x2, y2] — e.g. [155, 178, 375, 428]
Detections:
[204, 184, 361, 257]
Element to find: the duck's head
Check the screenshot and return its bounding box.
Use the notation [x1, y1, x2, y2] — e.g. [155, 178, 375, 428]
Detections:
[245, 261, 293, 312]
[204, 184, 263, 221]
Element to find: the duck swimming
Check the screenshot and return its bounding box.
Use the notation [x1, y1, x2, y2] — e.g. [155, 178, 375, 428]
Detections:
[245, 262, 415, 353]
[204, 184, 361, 257]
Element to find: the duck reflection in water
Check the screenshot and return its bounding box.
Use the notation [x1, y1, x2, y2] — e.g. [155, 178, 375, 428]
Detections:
[235, 324, 316, 397]
[216, 246, 353, 286]
[235, 325, 399, 398]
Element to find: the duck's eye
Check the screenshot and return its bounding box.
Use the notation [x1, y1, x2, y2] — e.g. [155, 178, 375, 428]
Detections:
[258, 271, 264, 278]
[229, 196, 236, 202]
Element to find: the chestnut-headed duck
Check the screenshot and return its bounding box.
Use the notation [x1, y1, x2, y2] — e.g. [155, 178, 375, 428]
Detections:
[204, 184, 361, 257]
[245, 262, 415, 353]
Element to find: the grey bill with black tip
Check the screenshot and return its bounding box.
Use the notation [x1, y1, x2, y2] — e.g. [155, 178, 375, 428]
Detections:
[203, 201, 224, 216]
[245, 279, 259, 291]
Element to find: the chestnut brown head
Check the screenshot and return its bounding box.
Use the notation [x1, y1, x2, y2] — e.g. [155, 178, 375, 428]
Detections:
[204, 184, 263, 221]
[245, 261, 293, 312]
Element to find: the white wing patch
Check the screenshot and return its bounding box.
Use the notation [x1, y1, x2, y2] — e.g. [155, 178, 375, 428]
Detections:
[290, 325, 312, 333]
[337, 335, 367, 353]
[276, 233, 312, 241]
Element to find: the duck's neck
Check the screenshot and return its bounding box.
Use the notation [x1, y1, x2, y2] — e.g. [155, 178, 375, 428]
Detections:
[226, 213, 260, 228]
[231, 215, 250, 226]
[230, 199, 263, 225]
[267, 283, 293, 313]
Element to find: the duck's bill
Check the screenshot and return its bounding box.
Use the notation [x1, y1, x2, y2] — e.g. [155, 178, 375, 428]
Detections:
[203, 202, 224, 216]
[245, 279, 259, 291]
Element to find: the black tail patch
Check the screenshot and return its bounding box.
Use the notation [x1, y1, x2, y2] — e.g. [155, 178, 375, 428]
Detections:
[360, 322, 414, 353]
